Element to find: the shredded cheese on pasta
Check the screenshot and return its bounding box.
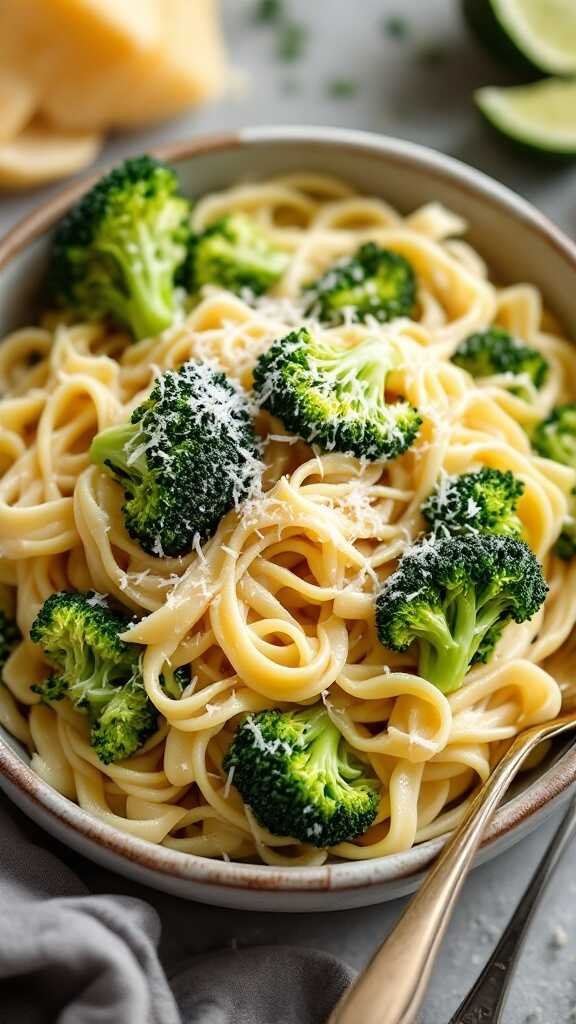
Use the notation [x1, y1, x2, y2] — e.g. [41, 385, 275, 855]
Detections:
[0, 173, 573, 865]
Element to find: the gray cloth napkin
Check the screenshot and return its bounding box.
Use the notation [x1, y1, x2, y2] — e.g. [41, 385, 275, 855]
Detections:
[0, 799, 354, 1024]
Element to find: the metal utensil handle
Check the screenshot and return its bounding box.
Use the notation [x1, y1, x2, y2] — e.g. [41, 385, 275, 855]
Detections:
[328, 714, 576, 1024]
[448, 795, 576, 1024]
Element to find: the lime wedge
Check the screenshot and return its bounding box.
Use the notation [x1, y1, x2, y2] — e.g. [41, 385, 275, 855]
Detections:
[476, 78, 576, 155]
[463, 0, 576, 75]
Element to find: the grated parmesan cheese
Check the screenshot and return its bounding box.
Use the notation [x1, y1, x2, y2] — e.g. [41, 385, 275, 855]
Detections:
[223, 763, 235, 800]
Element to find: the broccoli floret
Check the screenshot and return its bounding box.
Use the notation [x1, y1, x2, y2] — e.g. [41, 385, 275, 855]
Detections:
[223, 706, 379, 847]
[375, 534, 548, 694]
[30, 591, 137, 710]
[30, 592, 185, 762]
[90, 679, 158, 765]
[30, 591, 159, 764]
[451, 327, 549, 401]
[188, 213, 289, 297]
[87, 677, 157, 764]
[532, 404, 576, 560]
[90, 360, 261, 557]
[532, 403, 576, 467]
[32, 675, 69, 703]
[0, 607, 19, 673]
[47, 155, 190, 341]
[422, 468, 525, 539]
[304, 243, 416, 325]
[555, 511, 576, 561]
[253, 327, 421, 460]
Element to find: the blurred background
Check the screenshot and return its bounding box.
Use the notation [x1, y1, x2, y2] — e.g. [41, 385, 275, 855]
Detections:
[1, 0, 575, 235]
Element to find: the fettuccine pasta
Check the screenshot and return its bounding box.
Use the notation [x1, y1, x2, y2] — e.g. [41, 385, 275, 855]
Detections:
[0, 173, 573, 865]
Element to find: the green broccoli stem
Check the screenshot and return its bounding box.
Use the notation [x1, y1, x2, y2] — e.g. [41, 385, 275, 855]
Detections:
[68, 665, 125, 711]
[66, 631, 136, 707]
[419, 588, 513, 693]
[303, 711, 340, 767]
[417, 590, 478, 694]
[475, 591, 514, 638]
[496, 517, 522, 538]
[100, 230, 177, 341]
[302, 711, 364, 791]
[312, 338, 396, 410]
[90, 421, 147, 483]
[58, 644, 121, 709]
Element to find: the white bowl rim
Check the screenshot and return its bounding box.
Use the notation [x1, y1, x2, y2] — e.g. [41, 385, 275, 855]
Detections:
[1, 124, 576, 896]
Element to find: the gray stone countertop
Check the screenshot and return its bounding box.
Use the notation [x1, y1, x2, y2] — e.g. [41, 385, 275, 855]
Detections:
[1, 2, 576, 1021]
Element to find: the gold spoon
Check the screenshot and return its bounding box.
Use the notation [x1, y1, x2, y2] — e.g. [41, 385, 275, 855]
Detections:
[328, 703, 576, 1024]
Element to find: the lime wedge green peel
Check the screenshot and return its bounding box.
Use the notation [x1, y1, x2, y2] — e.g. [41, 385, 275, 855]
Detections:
[464, 0, 576, 75]
[476, 78, 576, 155]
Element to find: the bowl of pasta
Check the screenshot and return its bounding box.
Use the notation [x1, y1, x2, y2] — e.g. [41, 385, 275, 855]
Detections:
[1, 126, 576, 911]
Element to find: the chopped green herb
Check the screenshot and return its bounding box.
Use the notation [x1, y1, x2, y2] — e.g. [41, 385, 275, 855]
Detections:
[254, 0, 284, 22]
[277, 20, 307, 61]
[416, 44, 447, 66]
[383, 15, 410, 40]
[326, 79, 359, 100]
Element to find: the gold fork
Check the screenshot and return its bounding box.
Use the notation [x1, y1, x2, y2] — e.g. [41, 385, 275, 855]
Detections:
[328, 703, 576, 1024]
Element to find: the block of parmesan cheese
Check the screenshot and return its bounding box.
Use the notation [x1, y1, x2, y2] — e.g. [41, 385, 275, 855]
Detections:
[0, 69, 36, 143]
[39, 0, 227, 130]
[113, 0, 227, 124]
[0, 0, 161, 72]
[0, 120, 102, 189]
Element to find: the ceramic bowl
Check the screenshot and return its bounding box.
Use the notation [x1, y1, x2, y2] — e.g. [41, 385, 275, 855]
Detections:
[1, 127, 576, 912]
